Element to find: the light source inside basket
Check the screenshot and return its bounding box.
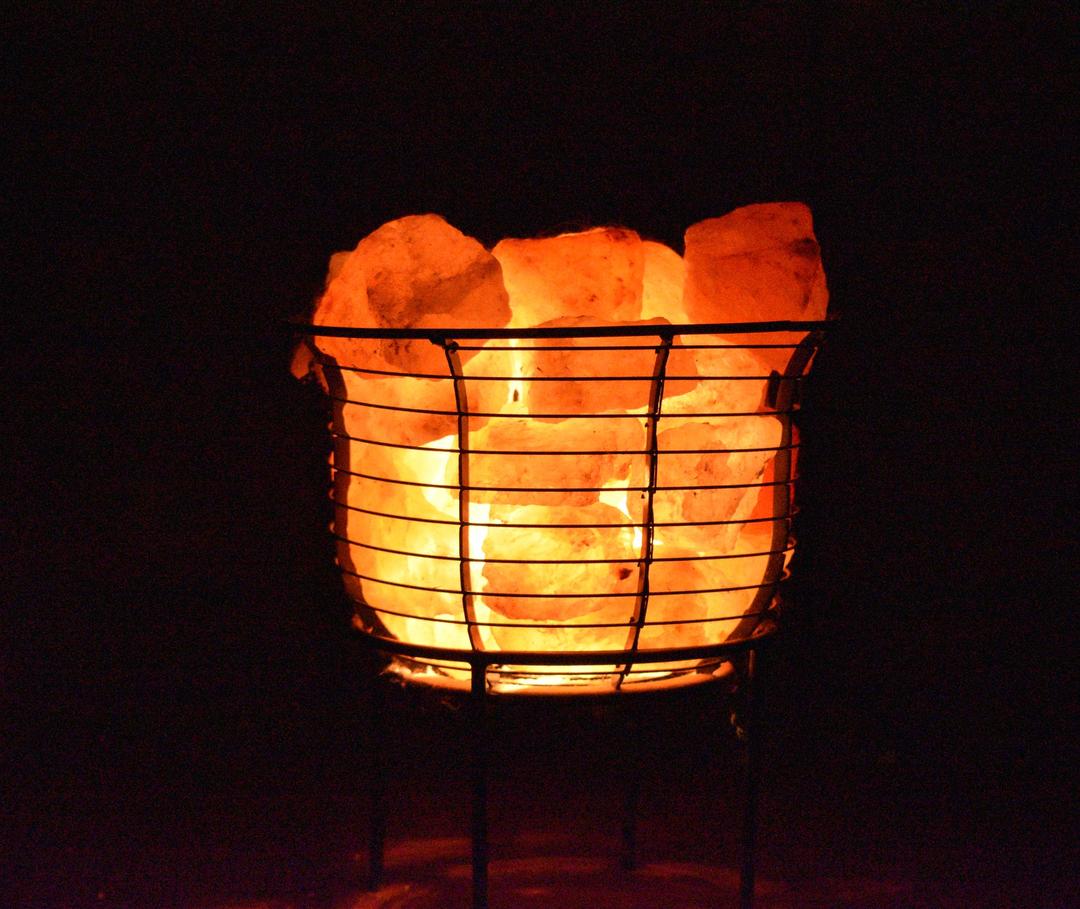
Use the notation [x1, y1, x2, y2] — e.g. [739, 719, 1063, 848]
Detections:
[295, 205, 828, 692]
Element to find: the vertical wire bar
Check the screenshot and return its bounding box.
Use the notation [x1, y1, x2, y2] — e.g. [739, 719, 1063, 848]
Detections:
[470, 660, 489, 909]
[323, 355, 392, 639]
[739, 647, 763, 909]
[618, 701, 641, 870]
[440, 339, 484, 651]
[744, 332, 823, 625]
[366, 674, 386, 891]
[617, 332, 673, 689]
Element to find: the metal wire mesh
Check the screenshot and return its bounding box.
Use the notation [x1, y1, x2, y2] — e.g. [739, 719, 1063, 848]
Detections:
[297, 320, 829, 694]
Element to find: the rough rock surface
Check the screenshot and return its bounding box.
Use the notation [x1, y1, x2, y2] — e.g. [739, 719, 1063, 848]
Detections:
[482, 503, 637, 621]
[313, 214, 510, 375]
[683, 202, 828, 325]
[492, 227, 644, 327]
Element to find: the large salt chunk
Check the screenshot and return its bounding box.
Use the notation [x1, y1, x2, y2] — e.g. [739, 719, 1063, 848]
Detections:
[334, 436, 468, 649]
[481, 503, 637, 621]
[492, 227, 644, 327]
[641, 240, 686, 321]
[683, 203, 827, 371]
[313, 214, 510, 376]
[683, 203, 827, 324]
[335, 369, 459, 448]
[638, 549, 755, 649]
[517, 316, 699, 420]
[653, 416, 782, 552]
[461, 416, 645, 507]
[487, 600, 631, 653]
[660, 337, 769, 418]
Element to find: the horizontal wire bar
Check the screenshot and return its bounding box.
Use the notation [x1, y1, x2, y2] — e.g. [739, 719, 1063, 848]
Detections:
[360, 622, 781, 665]
[331, 396, 796, 420]
[388, 663, 721, 677]
[291, 318, 833, 339]
[334, 363, 789, 382]
[489, 663, 723, 677]
[334, 465, 794, 494]
[371, 644, 774, 668]
[384, 660, 724, 679]
[454, 341, 815, 352]
[333, 499, 796, 529]
[332, 429, 797, 455]
[334, 397, 648, 418]
[358, 598, 771, 627]
[343, 568, 781, 599]
[333, 528, 790, 564]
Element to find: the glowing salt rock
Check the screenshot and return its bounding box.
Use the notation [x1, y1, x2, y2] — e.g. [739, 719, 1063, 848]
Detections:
[336, 438, 464, 641]
[659, 338, 768, 418]
[517, 316, 699, 421]
[641, 240, 686, 321]
[638, 550, 755, 649]
[492, 227, 644, 328]
[335, 362, 508, 449]
[683, 203, 827, 324]
[462, 416, 645, 507]
[482, 503, 637, 621]
[336, 371, 460, 447]
[296, 210, 827, 691]
[683, 203, 827, 372]
[734, 439, 796, 558]
[653, 417, 782, 552]
[313, 214, 510, 375]
[488, 601, 630, 653]
[326, 249, 350, 283]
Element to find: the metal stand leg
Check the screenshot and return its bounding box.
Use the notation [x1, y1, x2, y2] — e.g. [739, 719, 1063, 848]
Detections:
[738, 648, 763, 909]
[619, 705, 640, 871]
[470, 663, 489, 909]
[367, 676, 387, 892]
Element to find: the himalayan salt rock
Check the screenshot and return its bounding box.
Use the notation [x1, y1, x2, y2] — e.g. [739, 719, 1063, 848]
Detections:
[460, 339, 540, 417]
[336, 369, 459, 448]
[333, 358, 505, 449]
[683, 203, 827, 371]
[492, 227, 644, 328]
[641, 240, 687, 321]
[313, 214, 510, 376]
[481, 503, 637, 621]
[337, 433, 471, 649]
[653, 416, 783, 553]
[517, 316, 699, 421]
[337, 440, 461, 579]
[637, 549, 755, 649]
[326, 249, 350, 284]
[725, 448, 788, 551]
[644, 542, 776, 645]
[487, 600, 631, 653]
[683, 203, 827, 324]
[660, 337, 769, 418]
[709, 544, 780, 625]
[461, 415, 645, 507]
[732, 436, 799, 569]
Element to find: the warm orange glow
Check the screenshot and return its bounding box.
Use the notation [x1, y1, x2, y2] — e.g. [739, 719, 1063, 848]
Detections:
[300, 205, 828, 693]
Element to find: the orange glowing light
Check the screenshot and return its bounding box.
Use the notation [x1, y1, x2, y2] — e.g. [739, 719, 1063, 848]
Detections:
[296, 205, 828, 693]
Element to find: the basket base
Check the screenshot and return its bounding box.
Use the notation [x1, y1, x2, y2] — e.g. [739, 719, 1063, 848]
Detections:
[385, 654, 737, 695]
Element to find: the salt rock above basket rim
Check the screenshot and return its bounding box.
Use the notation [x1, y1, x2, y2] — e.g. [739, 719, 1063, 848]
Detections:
[304, 203, 828, 333]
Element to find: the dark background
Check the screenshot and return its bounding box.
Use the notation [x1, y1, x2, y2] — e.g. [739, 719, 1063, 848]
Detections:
[6, 4, 1077, 907]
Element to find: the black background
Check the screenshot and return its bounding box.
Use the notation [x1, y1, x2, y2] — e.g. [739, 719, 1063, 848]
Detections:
[6, 4, 1077, 907]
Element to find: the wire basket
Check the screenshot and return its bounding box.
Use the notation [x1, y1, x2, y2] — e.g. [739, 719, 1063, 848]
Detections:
[297, 320, 829, 695]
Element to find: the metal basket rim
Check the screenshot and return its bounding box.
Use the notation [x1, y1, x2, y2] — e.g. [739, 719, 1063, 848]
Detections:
[354, 617, 779, 669]
[289, 318, 835, 341]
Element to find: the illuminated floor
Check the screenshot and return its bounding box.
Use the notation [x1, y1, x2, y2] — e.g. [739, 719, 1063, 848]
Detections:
[13, 688, 1076, 909]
